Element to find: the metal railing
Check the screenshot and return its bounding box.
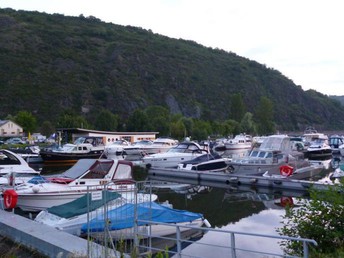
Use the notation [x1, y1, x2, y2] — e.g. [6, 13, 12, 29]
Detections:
[134, 219, 317, 258]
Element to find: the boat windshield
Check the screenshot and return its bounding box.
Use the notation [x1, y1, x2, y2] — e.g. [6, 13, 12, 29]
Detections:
[168, 143, 200, 153]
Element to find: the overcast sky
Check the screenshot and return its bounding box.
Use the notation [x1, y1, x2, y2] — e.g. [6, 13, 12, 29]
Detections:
[2, 0, 343, 96]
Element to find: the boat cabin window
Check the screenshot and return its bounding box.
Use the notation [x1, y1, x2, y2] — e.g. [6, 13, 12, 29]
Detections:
[265, 152, 273, 158]
[0, 152, 21, 165]
[258, 151, 266, 158]
[249, 150, 259, 157]
[81, 161, 113, 179]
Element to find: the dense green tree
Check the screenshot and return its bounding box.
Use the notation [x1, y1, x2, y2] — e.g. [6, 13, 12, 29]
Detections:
[181, 117, 194, 137]
[192, 119, 212, 140]
[94, 110, 119, 131]
[255, 96, 275, 135]
[57, 110, 89, 129]
[126, 109, 150, 132]
[145, 106, 171, 136]
[40, 120, 55, 137]
[15, 111, 37, 135]
[170, 119, 186, 140]
[230, 93, 246, 122]
[222, 119, 240, 137]
[240, 112, 256, 135]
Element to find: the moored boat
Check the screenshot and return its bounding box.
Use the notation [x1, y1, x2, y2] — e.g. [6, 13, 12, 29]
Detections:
[8, 158, 137, 212]
[142, 141, 209, 169]
[39, 136, 105, 163]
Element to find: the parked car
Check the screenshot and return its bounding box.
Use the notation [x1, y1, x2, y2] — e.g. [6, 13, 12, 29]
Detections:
[4, 137, 25, 145]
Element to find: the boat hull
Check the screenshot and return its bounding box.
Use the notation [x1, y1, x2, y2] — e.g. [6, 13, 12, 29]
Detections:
[40, 150, 104, 163]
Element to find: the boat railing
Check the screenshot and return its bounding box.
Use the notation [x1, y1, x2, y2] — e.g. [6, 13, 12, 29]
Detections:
[134, 219, 317, 258]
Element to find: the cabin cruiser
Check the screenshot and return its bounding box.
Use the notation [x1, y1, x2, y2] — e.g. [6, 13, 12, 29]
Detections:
[329, 135, 344, 154]
[177, 153, 231, 172]
[39, 136, 105, 163]
[8, 158, 138, 212]
[303, 133, 332, 160]
[142, 141, 209, 168]
[141, 137, 178, 155]
[0, 149, 40, 186]
[103, 139, 131, 159]
[224, 134, 252, 152]
[123, 140, 154, 156]
[228, 134, 322, 178]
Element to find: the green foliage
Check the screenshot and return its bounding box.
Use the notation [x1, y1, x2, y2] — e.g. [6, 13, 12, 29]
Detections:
[230, 93, 246, 122]
[278, 182, 344, 256]
[145, 106, 171, 136]
[14, 111, 37, 134]
[40, 120, 55, 137]
[1, 8, 344, 132]
[57, 110, 90, 128]
[240, 112, 256, 135]
[94, 109, 119, 131]
[255, 96, 275, 135]
[126, 109, 150, 132]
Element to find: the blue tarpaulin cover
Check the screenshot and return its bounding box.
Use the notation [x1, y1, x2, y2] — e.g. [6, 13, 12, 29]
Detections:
[81, 201, 203, 233]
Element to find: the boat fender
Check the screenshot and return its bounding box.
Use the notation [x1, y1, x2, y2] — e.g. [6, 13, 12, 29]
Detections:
[203, 218, 211, 228]
[280, 165, 294, 177]
[3, 189, 18, 209]
[32, 185, 40, 193]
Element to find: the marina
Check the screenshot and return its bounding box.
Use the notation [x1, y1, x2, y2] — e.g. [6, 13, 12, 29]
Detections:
[0, 133, 341, 257]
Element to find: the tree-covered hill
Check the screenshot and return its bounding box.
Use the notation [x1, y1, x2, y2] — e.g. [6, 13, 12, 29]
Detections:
[1, 8, 344, 132]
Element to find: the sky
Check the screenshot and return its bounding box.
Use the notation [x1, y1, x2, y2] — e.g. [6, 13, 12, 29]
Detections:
[1, 0, 344, 96]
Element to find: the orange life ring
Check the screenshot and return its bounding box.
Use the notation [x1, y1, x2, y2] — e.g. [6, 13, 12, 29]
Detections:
[3, 189, 18, 209]
[280, 165, 294, 177]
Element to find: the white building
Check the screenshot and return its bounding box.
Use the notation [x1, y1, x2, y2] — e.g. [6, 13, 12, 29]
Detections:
[0, 120, 24, 137]
[57, 128, 159, 145]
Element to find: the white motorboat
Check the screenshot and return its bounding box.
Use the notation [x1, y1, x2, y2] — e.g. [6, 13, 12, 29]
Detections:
[329, 135, 344, 154]
[34, 190, 158, 236]
[8, 145, 43, 163]
[303, 133, 332, 160]
[79, 201, 210, 240]
[142, 137, 178, 154]
[224, 134, 252, 152]
[177, 153, 231, 172]
[123, 139, 154, 156]
[103, 139, 131, 160]
[9, 158, 139, 212]
[0, 149, 40, 186]
[142, 141, 209, 169]
[228, 134, 322, 178]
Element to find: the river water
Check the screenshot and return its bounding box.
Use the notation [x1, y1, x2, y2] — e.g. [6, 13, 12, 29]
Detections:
[24, 155, 336, 258]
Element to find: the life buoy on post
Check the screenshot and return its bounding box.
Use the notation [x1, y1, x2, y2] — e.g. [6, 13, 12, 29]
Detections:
[3, 189, 18, 209]
[280, 165, 294, 177]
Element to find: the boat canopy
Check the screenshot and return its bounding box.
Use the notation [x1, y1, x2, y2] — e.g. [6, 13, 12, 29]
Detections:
[46, 191, 122, 219]
[81, 201, 203, 233]
[60, 159, 114, 179]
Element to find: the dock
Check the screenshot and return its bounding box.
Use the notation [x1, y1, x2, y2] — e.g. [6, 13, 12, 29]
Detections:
[0, 208, 124, 258]
[147, 168, 336, 192]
